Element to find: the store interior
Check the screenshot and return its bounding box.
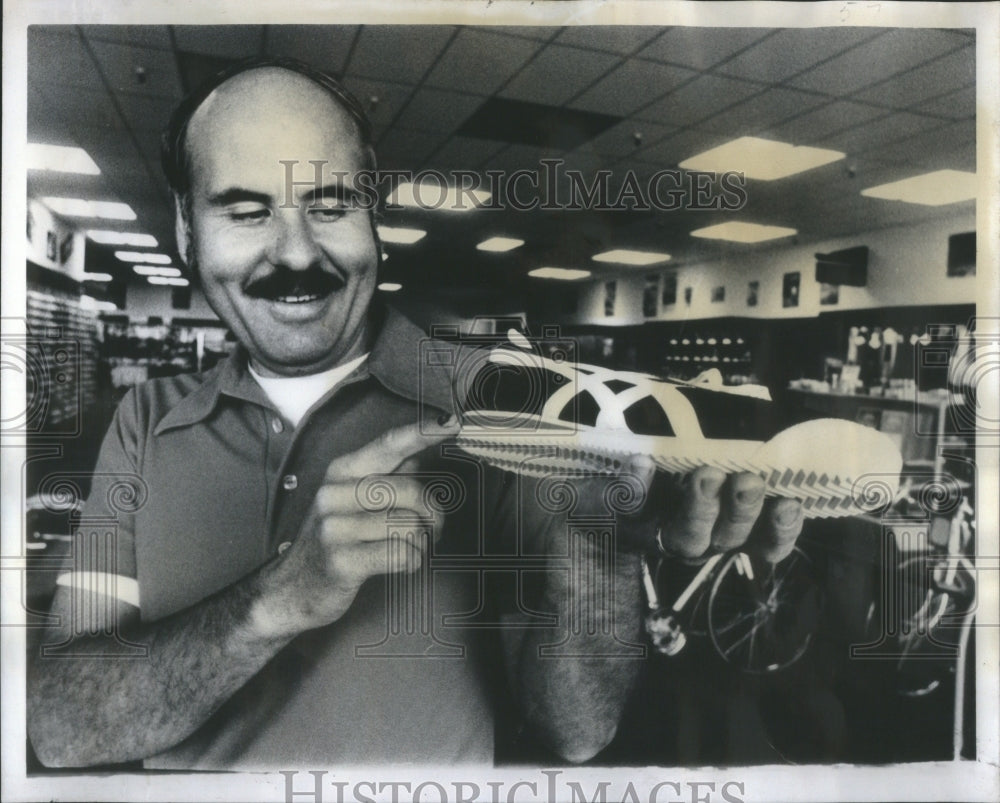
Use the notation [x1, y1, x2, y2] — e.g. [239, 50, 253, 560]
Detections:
[22, 25, 979, 766]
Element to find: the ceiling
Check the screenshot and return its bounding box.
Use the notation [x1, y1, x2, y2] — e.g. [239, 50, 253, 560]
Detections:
[25, 24, 976, 302]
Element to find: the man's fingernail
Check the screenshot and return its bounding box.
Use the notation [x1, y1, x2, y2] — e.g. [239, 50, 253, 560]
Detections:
[436, 413, 454, 426]
[777, 504, 802, 526]
[737, 486, 765, 506]
[698, 473, 725, 498]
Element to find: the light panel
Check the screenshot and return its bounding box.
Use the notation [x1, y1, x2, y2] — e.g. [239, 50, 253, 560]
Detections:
[28, 143, 101, 175]
[477, 237, 524, 252]
[42, 197, 136, 221]
[377, 282, 403, 292]
[87, 230, 159, 247]
[592, 249, 671, 266]
[528, 267, 592, 281]
[115, 251, 173, 264]
[690, 221, 797, 243]
[860, 170, 976, 206]
[147, 276, 189, 287]
[82, 272, 113, 282]
[387, 181, 491, 212]
[133, 265, 182, 277]
[378, 226, 427, 244]
[680, 137, 844, 180]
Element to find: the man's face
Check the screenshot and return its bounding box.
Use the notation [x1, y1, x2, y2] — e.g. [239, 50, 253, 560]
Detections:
[181, 68, 379, 377]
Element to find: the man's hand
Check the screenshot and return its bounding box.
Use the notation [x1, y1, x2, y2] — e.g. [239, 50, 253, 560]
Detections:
[650, 465, 804, 564]
[252, 418, 459, 637]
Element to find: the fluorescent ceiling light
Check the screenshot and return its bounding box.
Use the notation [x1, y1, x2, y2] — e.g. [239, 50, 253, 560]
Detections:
[680, 137, 844, 180]
[115, 251, 172, 264]
[42, 197, 136, 220]
[87, 230, 158, 247]
[28, 143, 101, 175]
[528, 267, 592, 281]
[133, 265, 181, 277]
[377, 282, 403, 292]
[147, 276, 189, 287]
[860, 170, 976, 206]
[477, 237, 524, 252]
[80, 295, 119, 312]
[387, 181, 491, 212]
[378, 225, 426, 244]
[592, 249, 671, 266]
[690, 221, 797, 243]
[82, 272, 113, 282]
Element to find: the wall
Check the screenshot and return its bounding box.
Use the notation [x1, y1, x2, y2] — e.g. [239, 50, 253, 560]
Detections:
[568, 212, 976, 326]
[26, 198, 86, 278]
[125, 282, 219, 323]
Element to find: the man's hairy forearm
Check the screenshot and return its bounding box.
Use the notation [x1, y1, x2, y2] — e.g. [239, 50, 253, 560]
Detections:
[28, 559, 297, 768]
[514, 549, 643, 763]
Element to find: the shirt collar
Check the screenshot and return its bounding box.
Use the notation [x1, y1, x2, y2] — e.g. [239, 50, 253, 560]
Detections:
[153, 305, 455, 435]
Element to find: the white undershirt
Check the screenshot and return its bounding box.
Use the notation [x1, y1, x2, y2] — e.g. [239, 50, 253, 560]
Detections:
[249, 354, 368, 427]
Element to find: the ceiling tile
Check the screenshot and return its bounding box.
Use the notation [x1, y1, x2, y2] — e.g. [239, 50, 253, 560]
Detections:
[637, 74, 763, 127]
[394, 88, 485, 133]
[768, 100, 889, 144]
[265, 26, 359, 75]
[79, 25, 173, 50]
[423, 136, 507, 171]
[788, 29, 970, 96]
[819, 112, 945, 156]
[911, 85, 975, 120]
[555, 26, 664, 55]
[340, 77, 415, 129]
[88, 40, 184, 99]
[852, 47, 975, 109]
[115, 93, 178, 134]
[172, 26, 265, 59]
[569, 59, 697, 117]
[499, 44, 620, 106]
[695, 87, 828, 135]
[28, 28, 104, 91]
[638, 27, 774, 71]
[376, 127, 447, 169]
[634, 129, 733, 168]
[51, 87, 126, 132]
[349, 26, 456, 84]
[577, 120, 676, 162]
[424, 29, 541, 95]
[715, 27, 882, 84]
[485, 26, 557, 42]
[867, 119, 975, 170]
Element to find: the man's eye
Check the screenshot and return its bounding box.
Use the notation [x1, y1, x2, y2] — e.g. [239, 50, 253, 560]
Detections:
[230, 207, 270, 222]
[308, 203, 348, 221]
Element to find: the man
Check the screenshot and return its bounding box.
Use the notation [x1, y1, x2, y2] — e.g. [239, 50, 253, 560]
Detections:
[27, 57, 803, 769]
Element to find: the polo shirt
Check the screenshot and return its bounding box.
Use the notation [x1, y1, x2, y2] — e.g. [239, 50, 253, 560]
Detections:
[68, 307, 512, 769]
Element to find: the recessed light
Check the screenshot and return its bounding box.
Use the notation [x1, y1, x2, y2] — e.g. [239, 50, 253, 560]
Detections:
[87, 230, 158, 247]
[377, 226, 427, 244]
[146, 276, 189, 287]
[680, 137, 844, 180]
[28, 143, 101, 175]
[133, 265, 181, 277]
[82, 272, 113, 282]
[477, 237, 524, 252]
[690, 222, 797, 243]
[377, 282, 403, 292]
[42, 197, 136, 220]
[592, 249, 671, 266]
[387, 181, 491, 212]
[860, 170, 976, 206]
[528, 267, 592, 280]
[116, 251, 172, 264]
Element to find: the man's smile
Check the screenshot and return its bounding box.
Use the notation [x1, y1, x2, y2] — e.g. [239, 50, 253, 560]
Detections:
[244, 266, 345, 303]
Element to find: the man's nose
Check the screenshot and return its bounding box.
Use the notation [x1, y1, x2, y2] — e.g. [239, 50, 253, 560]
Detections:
[268, 210, 322, 271]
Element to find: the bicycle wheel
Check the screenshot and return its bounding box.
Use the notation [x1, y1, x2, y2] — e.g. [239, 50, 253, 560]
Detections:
[707, 548, 822, 673]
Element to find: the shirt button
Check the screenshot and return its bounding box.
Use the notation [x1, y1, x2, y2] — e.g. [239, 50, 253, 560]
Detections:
[271, 417, 284, 434]
[282, 474, 298, 491]
[277, 541, 293, 554]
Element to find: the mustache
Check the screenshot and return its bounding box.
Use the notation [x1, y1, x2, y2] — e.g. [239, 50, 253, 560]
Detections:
[244, 267, 345, 300]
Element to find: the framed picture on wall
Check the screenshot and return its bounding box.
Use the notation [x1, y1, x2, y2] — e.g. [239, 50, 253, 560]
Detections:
[642, 274, 659, 317]
[683, 286, 692, 306]
[747, 280, 759, 307]
[661, 271, 677, 306]
[820, 282, 840, 305]
[59, 233, 73, 265]
[783, 271, 800, 307]
[604, 281, 616, 317]
[45, 231, 57, 261]
[711, 285, 725, 303]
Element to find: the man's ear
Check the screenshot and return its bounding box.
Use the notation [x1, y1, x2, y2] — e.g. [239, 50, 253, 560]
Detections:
[173, 194, 189, 266]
